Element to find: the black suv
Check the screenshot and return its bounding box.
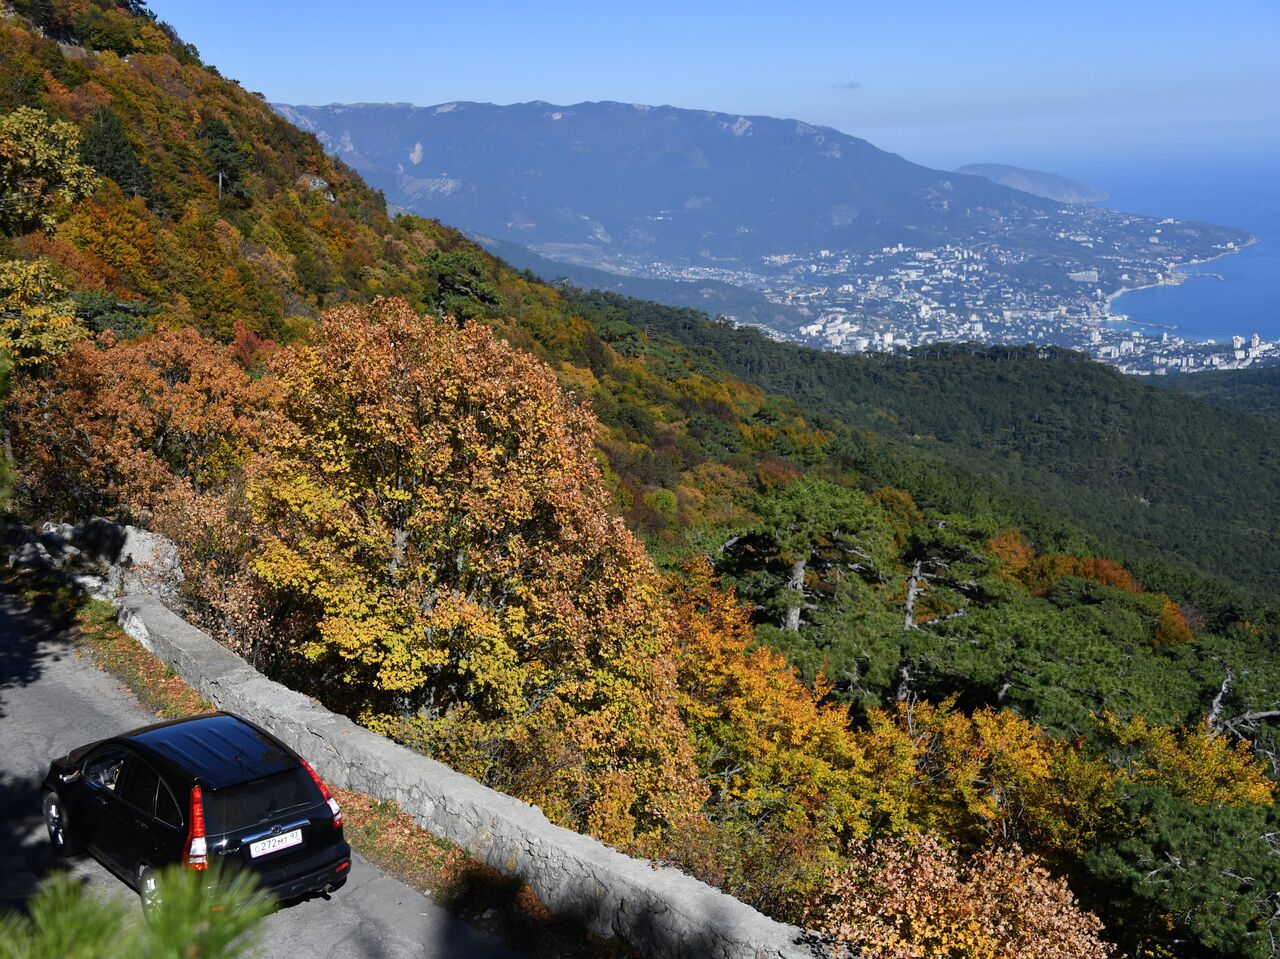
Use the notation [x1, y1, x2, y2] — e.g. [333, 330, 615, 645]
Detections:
[41, 712, 351, 910]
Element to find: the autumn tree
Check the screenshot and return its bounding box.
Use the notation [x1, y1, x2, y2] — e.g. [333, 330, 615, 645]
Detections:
[1094, 712, 1274, 806]
[0, 258, 84, 367]
[1153, 597, 1196, 646]
[665, 559, 877, 909]
[0, 108, 97, 367]
[806, 834, 1113, 959]
[0, 107, 97, 236]
[9, 327, 278, 520]
[859, 699, 1121, 854]
[987, 528, 1035, 574]
[248, 297, 704, 845]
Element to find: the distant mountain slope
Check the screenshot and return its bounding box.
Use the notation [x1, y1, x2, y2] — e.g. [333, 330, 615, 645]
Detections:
[476, 235, 807, 333]
[956, 163, 1109, 204]
[1154, 367, 1280, 418]
[271, 100, 1083, 266]
[273, 100, 1247, 347]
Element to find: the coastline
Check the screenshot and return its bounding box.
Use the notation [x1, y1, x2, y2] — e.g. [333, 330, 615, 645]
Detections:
[1102, 234, 1259, 324]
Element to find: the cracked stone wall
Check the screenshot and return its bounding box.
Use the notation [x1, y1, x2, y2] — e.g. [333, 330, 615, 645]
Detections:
[110, 592, 815, 959]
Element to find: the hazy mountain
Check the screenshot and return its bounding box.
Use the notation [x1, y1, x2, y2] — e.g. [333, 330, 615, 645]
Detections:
[273, 100, 1059, 266]
[272, 101, 1246, 355]
[956, 163, 1109, 204]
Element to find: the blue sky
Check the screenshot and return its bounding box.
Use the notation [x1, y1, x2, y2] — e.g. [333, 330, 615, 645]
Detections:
[146, 0, 1280, 172]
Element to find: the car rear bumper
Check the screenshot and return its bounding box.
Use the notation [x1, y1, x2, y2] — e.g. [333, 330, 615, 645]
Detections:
[254, 840, 352, 900]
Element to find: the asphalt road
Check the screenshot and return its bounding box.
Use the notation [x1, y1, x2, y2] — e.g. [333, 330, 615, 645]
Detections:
[0, 590, 523, 959]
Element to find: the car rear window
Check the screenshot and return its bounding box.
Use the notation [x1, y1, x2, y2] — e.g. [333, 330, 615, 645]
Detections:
[203, 767, 321, 834]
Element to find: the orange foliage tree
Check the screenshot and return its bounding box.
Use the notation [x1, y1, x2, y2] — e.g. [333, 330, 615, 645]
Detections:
[669, 557, 873, 842]
[665, 559, 876, 908]
[1153, 597, 1196, 646]
[9, 327, 277, 521]
[987, 528, 1036, 575]
[805, 833, 1113, 959]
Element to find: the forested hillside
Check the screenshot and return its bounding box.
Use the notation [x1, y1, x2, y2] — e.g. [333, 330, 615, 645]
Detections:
[2, 4, 1279, 957]
[563, 289, 1280, 595]
[1155, 366, 1280, 419]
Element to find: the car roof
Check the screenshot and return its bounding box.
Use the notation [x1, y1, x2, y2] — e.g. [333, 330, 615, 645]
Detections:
[121, 712, 300, 790]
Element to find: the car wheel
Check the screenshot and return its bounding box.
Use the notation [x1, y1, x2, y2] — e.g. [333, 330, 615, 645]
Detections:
[42, 791, 79, 856]
[138, 865, 161, 920]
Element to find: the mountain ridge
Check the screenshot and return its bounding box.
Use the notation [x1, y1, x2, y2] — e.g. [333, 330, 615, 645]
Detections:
[274, 98, 1250, 354]
[271, 97, 1059, 264]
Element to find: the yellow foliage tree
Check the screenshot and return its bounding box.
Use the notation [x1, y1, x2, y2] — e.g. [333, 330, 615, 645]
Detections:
[859, 700, 1120, 854]
[1095, 712, 1274, 806]
[248, 297, 704, 845]
[0, 107, 97, 237]
[0, 258, 85, 367]
[668, 559, 875, 846]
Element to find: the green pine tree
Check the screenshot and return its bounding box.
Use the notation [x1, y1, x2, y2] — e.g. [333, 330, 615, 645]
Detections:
[79, 106, 150, 200]
[200, 118, 248, 203]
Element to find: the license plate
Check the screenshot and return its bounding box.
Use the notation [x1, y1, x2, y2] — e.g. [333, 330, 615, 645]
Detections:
[249, 829, 302, 858]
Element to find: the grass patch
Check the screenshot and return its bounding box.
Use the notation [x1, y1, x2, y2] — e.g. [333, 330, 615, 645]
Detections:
[3, 560, 635, 959]
[74, 597, 212, 719]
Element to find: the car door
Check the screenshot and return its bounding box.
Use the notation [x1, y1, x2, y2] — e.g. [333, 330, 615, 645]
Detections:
[148, 774, 187, 872]
[113, 754, 166, 881]
[78, 746, 131, 874]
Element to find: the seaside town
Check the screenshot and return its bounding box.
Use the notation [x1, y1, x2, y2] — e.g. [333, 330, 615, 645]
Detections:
[639, 204, 1273, 374]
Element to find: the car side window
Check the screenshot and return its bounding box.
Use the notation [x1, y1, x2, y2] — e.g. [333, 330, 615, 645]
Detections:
[118, 758, 160, 816]
[84, 748, 127, 793]
[155, 779, 183, 829]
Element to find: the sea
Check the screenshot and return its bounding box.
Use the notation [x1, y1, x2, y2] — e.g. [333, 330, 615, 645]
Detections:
[1066, 154, 1280, 345]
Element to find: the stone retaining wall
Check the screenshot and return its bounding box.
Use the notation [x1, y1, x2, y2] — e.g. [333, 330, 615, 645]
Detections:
[112, 593, 815, 959]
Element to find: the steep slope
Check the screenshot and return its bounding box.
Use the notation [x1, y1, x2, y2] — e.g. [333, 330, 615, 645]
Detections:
[0, 5, 426, 341]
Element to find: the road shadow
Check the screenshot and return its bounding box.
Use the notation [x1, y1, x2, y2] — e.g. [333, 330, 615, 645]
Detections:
[0, 579, 80, 721]
[0, 771, 64, 913]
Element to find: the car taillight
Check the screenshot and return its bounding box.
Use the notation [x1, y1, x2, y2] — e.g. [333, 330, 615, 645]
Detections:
[299, 757, 342, 829]
[184, 785, 208, 870]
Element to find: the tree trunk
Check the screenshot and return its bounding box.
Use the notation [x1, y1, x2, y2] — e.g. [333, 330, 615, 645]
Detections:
[1208, 668, 1233, 734]
[904, 560, 923, 631]
[896, 665, 913, 703]
[783, 557, 806, 631]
